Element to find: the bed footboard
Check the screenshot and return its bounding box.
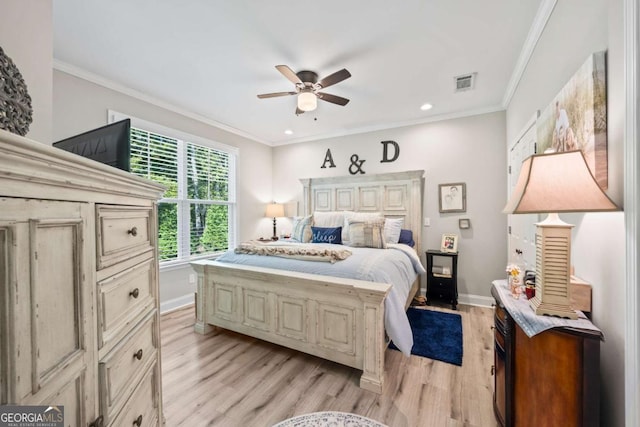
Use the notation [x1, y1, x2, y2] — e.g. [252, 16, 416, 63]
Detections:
[191, 260, 391, 394]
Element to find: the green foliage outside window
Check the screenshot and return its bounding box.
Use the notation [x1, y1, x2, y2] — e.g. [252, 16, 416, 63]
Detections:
[130, 127, 232, 262]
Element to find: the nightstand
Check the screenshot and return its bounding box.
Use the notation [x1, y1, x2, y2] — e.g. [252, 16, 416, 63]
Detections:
[425, 250, 458, 310]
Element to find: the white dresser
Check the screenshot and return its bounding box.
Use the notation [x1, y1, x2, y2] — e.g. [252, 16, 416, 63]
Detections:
[0, 129, 165, 427]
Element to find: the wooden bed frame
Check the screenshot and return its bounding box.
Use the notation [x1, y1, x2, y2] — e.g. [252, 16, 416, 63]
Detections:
[192, 170, 424, 393]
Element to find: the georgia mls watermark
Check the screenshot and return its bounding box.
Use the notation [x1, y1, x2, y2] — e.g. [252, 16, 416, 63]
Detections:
[0, 406, 64, 427]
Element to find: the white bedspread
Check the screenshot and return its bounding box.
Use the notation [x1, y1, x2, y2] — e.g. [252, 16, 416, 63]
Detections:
[216, 242, 426, 356]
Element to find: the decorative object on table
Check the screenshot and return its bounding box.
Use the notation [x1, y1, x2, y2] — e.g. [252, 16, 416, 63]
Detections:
[458, 218, 471, 229]
[569, 275, 593, 314]
[272, 411, 388, 427]
[389, 307, 463, 366]
[438, 182, 466, 213]
[524, 270, 536, 300]
[536, 51, 607, 189]
[440, 233, 458, 253]
[265, 202, 285, 240]
[0, 46, 33, 136]
[505, 262, 522, 299]
[503, 150, 619, 318]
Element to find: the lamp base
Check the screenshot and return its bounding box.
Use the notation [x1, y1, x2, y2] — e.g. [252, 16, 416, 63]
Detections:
[529, 294, 578, 319]
[530, 213, 578, 320]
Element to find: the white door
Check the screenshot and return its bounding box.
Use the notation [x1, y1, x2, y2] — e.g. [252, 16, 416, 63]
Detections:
[507, 118, 538, 272]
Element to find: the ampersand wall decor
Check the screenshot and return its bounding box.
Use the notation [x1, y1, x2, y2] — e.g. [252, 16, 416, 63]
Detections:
[0, 46, 33, 136]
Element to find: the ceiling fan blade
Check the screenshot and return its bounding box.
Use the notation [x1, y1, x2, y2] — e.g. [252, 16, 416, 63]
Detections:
[317, 92, 350, 106]
[276, 65, 303, 85]
[257, 91, 297, 99]
[317, 69, 351, 89]
[295, 107, 305, 116]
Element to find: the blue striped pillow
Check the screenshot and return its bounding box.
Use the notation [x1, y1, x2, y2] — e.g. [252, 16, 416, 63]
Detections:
[291, 215, 312, 242]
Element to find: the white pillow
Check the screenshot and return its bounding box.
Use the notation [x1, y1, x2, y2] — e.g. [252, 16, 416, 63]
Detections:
[384, 217, 404, 244]
[313, 211, 345, 228]
[342, 211, 383, 242]
[291, 215, 313, 242]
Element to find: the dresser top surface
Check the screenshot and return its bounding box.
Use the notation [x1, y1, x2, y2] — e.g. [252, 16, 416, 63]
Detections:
[491, 280, 603, 340]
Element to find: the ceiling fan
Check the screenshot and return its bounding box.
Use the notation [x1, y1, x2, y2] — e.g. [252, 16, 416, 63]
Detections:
[257, 65, 351, 115]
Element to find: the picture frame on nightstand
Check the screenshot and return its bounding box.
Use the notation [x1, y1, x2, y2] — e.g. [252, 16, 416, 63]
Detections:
[441, 233, 458, 253]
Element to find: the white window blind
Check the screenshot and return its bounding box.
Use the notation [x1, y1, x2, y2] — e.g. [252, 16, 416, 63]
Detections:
[127, 123, 236, 264]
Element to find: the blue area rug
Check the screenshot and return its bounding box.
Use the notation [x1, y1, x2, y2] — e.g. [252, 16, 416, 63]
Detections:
[390, 308, 463, 366]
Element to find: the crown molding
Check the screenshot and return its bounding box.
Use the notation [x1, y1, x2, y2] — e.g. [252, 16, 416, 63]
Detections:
[501, 0, 557, 108]
[53, 59, 269, 145]
[271, 105, 505, 146]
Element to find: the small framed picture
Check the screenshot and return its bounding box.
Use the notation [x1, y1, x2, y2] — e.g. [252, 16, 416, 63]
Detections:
[459, 218, 471, 229]
[441, 233, 459, 253]
[439, 182, 466, 213]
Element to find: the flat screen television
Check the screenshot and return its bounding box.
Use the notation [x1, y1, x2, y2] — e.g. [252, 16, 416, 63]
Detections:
[53, 119, 131, 171]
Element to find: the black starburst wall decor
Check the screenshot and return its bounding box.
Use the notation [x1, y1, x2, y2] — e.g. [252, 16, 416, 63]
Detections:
[0, 46, 33, 136]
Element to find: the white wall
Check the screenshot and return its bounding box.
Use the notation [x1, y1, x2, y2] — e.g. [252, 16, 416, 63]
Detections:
[506, 0, 625, 424]
[0, 0, 52, 143]
[52, 70, 275, 312]
[273, 111, 507, 302]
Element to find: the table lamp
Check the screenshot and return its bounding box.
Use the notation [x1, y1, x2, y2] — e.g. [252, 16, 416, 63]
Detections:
[265, 203, 285, 240]
[503, 150, 619, 319]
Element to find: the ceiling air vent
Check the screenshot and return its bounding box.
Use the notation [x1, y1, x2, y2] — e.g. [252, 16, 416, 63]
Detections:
[454, 73, 477, 92]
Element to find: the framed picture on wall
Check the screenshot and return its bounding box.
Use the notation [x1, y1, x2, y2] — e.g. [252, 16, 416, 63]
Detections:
[439, 182, 466, 213]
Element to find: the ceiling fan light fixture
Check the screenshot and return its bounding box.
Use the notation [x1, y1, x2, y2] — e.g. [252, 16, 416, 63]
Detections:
[298, 91, 317, 112]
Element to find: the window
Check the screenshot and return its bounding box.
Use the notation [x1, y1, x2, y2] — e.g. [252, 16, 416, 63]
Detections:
[110, 111, 237, 266]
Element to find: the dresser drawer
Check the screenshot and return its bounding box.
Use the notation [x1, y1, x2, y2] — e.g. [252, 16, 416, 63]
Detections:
[108, 361, 160, 427]
[98, 258, 155, 349]
[97, 205, 154, 269]
[100, 311, 158, 422]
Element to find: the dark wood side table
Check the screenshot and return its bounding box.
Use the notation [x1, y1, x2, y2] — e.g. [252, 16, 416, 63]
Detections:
[425, 250, 458, 310]
[491, 282, 602, 427]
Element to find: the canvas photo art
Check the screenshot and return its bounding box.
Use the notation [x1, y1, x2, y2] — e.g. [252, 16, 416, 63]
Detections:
[536, 51, 607, 188]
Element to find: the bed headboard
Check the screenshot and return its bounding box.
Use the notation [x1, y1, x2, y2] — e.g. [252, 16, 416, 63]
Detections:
[300, 170, 425, 251]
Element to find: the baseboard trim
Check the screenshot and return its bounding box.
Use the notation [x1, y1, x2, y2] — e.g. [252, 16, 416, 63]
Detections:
[160, 294, 195, 314]
[458, 293, 495, 308]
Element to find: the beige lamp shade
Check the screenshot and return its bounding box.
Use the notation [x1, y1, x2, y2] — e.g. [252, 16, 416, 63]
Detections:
[265, 203, 285, 218]
[503, 150, 618, 214]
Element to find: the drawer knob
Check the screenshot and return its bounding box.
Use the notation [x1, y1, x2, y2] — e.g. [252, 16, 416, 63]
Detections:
[491, 326, 495, 331]
[130, 288, 140, 299]
[128, 226, 138, 237]
[133, 415, 143, 426]
[491, 365, 495, 376]
[134, 349, 143, 360]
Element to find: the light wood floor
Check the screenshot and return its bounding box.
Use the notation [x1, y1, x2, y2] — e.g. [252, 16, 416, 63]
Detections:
[160, 303, 497, 427]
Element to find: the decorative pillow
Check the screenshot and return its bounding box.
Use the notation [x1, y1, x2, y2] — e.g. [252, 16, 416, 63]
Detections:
[311, 226, 343, 244]
[398, 229, 415, 247]
[342, 211, 383, 243]
[313, 211, 345, 228]
[291, 215, 313, 242]
[384, 217, 404, 244]
[347, 218, 387, 249]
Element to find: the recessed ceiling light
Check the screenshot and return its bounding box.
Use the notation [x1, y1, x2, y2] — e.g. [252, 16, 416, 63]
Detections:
[284, 129, 293, 135]
[420, 103, 433, 111]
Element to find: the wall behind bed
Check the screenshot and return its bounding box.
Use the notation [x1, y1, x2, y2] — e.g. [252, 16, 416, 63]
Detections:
[272, 111, 507, 303]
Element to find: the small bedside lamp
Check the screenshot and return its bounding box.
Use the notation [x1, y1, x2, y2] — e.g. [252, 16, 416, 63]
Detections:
[265, 203, 285, 240]
[503, 150, 619, 319]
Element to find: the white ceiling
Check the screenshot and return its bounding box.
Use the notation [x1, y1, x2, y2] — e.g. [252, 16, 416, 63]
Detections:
[52, 0, 544, 146]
